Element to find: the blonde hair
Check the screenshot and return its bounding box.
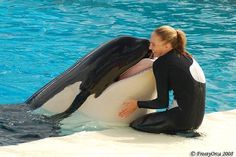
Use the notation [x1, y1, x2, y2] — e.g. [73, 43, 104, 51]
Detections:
[154, 25, 191, 58]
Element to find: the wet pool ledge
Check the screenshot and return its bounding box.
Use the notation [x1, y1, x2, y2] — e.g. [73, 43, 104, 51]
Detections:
[0, 109, 236, 157]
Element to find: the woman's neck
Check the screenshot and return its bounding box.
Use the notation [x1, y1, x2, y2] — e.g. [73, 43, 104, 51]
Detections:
[158, 48, 173, 57]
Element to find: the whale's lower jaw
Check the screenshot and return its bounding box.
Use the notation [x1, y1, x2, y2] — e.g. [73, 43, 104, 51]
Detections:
[34, 69, 156, 125]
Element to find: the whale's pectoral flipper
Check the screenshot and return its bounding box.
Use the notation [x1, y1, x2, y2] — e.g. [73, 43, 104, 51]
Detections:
[50, 90, 90, 121]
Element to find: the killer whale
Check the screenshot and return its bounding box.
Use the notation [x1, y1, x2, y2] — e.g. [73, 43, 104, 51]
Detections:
[25, 36, 153, 121]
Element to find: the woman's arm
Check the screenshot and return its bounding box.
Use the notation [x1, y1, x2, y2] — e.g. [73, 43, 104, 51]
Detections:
[118, 58, 169, 118]
[137, 58, 169, 109]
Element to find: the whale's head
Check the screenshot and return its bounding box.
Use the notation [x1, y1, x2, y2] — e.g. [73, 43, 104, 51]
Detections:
[26, 36, 152, 111]
[82, 36, 152, 97]
[96, 36, 152, 66]
[115, 36, 152, 65]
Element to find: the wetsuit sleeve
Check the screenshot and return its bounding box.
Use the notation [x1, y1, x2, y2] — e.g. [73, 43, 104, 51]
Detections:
[137, 59, 169, 109]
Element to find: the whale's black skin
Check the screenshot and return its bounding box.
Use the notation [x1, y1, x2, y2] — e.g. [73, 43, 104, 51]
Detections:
[25, 36, 151, 120]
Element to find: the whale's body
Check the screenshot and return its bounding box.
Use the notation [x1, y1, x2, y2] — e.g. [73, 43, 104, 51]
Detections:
[26, 36, 156, 124]
[36, 68, 156, 125]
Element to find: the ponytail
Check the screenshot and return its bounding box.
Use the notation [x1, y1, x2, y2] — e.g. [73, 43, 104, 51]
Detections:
[175, 30, 191, 58]
[154, 26, 191, 58]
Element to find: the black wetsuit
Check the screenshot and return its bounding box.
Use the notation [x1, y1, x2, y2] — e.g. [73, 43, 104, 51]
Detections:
[130, 49, 206, 134]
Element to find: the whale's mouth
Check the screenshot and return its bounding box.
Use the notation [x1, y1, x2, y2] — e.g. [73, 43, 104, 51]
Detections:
[118, 66, 151, 81]
[107, 66, 152, 89]
[108, 50, 155, 85]
[117, 50, 154, 81]
[117, 58, 155, 81]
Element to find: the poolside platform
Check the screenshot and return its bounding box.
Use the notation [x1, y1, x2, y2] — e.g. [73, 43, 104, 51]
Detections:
[0, 109, 235, 157]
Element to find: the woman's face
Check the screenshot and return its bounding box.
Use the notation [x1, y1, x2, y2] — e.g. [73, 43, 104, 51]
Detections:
[149, 32, 171, 57]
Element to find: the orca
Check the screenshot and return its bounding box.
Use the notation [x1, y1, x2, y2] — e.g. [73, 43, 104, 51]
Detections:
[25, 36, 156, 122]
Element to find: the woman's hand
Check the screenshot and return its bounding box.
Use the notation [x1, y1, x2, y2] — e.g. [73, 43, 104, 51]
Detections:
[118, 99, 138, 118]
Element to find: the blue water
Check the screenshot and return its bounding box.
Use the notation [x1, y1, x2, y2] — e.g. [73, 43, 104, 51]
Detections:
[0, 0, 235, 145]
[0, 0, 236, 112]
[1, 0, 235, 113]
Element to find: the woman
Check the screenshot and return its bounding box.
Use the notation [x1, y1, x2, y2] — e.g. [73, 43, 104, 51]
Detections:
[118, 26, 206, 135]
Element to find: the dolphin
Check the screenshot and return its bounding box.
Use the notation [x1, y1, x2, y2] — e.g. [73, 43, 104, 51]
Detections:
[25, 36, 154, 121]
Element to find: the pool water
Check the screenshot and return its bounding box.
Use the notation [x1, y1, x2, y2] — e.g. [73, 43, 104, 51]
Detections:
[0, 0, 235, 145]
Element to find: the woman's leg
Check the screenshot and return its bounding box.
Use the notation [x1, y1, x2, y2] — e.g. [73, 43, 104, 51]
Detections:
[130, 110, 178, 134]
[130, 107, 182, 134]
[130, 108, 201, 137]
